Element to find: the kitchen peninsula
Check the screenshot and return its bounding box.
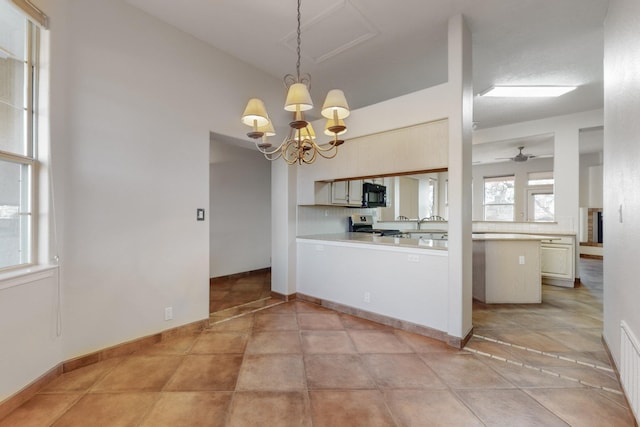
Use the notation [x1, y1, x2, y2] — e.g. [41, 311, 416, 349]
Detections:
[296, 230, 554, 345]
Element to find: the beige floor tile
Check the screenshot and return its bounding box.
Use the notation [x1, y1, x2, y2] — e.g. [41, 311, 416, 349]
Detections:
[394, 329, 460, 353]
[339, 313, 390, 330]
[134, 334, 199, 356]
[383, 389, 485, 427]
[362, 354, 447, 389]
[309, 390, 396, 427]
[524, 388, 636, 426]
[140, 392, 232, 427]
[92, 355, 183, 392]
[0, 394, 81, 427]
[164, 354, 243, 391]
[297, 312, 344, 330]
[190, 331, 248, 354]
[480, 358, 586, 389]
[456, 389, 569, 426]
[536, 328, 605, 352]
[245, 331, 302, 354]
[208, 314, 255, 331]
[305, 354, 376, 389]
[41, 359, 121, 393]
[236, 354, 306, 391]
[491, 330, 573, 353]
[253, 313, 299, 331]
[347, 330, 413, 353]
[300, 330, 357, 354]
[420, 353, 515, 389]
[227, 391, 312, 427]
[50, 393, 158, 427]
[294, 301, 334, 313]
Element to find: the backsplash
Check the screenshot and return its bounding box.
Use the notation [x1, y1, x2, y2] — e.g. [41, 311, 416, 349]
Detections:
[297, 207, 576, 236]
[297, 206, 377, 235]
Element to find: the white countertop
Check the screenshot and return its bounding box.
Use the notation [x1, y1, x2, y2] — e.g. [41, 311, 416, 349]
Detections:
[297, 232, 562, 250]
[297, 233, 449, 251]
[471, 233, 562, 241]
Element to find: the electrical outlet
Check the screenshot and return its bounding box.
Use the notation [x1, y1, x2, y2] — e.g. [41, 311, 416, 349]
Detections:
[519, 256, 525, 265]
[364, 292, 371, 303]
[164, 306, 173, 321]
[408, 254, 419, 263]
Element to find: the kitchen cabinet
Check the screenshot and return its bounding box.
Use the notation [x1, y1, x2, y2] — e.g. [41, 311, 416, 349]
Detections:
[331, 179, 362, 206]
[541, 236, 575, 287]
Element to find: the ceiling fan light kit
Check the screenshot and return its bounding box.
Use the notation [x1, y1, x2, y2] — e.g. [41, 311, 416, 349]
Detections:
[480, 85, 577, 98]
[240, 0, 350, 165]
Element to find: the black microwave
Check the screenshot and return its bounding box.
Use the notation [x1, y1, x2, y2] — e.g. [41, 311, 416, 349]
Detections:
[362, 182, 387, 208]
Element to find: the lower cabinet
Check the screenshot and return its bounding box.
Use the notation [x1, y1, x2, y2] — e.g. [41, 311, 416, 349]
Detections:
[541, 236, 575, 287]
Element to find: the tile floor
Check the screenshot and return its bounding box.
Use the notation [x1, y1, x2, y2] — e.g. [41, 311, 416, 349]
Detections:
[209, 271, 272, 314]
[1, 259, 636, 426]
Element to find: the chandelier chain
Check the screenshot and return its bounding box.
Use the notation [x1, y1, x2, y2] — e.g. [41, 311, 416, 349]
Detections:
[296, 0, 301, 80]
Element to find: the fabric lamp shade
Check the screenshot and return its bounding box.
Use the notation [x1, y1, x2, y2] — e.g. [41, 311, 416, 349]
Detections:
[301, 123, 316, 140]
[284, 83, 313, 112]
[241, 98, 269, 127]
[321, 89, 350, 119]
[324, 118, 347, 136]
[258, 119, 276, 137]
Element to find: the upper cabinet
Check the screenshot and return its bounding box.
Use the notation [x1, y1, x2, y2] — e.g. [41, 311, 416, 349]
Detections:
[315, 179, 364, 207]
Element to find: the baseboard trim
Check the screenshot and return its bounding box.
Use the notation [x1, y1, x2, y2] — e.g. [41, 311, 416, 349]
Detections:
[0, 364, 62, 421]
[210, 267, 271, 283]
[601, 334, 639, 426]
[580, 254, 604, 260]
[270, 291, 296, 301]
[296, 293, 466, 348]
[0, 318, 208, 421]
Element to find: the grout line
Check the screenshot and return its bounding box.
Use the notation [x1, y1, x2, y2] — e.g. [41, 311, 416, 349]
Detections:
[211, 297, 274, 316]
[465, 347, 624, 395]
[472, 333, 615, 373]
[209, 300, 286, 325]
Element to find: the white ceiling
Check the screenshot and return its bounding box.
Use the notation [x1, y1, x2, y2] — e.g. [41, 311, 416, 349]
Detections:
[125, 0, 607, 157]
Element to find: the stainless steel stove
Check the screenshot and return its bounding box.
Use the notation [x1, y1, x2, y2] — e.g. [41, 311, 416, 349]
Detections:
[348, 214, 402, 236]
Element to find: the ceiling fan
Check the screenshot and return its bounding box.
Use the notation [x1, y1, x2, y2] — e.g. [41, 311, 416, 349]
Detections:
[497, 146, 538, 162]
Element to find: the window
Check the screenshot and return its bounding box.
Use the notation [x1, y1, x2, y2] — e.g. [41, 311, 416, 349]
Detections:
[527, 172, 554, 222]
[483, 175, 514, 221]
[0, 0, 39, 270]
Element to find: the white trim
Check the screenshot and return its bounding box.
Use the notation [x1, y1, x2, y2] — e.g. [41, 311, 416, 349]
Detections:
[9, 0, 48, 28]
[0, 265, 57, 291]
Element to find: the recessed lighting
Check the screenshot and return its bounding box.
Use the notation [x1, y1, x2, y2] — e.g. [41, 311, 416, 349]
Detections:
[479, 86, 578, 98]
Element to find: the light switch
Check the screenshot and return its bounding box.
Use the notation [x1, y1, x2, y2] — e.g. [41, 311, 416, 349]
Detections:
[197, 208, 205, 221]
[519, 255, 525, 265]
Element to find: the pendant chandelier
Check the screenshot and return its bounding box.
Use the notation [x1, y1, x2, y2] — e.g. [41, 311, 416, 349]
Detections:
[241, 0, 350, 165]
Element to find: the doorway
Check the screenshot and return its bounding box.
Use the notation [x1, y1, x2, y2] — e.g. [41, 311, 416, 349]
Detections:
[209, 134, 274, 322]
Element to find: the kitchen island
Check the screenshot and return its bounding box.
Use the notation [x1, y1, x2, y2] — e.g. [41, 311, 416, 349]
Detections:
[472, 234, 557, 304]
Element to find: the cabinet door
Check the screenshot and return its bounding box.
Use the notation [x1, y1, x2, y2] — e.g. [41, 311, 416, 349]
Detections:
[348, 180, 363, 206]
[331, 181, 349, 205]
[541, 244, 573, 278]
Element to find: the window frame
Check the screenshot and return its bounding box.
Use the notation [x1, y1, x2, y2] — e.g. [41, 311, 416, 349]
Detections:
[0, 12, 39, 272]
[483, 175, 515, 221]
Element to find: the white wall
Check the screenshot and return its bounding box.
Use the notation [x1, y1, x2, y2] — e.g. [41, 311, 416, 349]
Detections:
[473, 110, 603, 234]
[0, 0, 285, 401]
[603, 0, 640, 367]
[579, 152, 604, 208]
[209, 139, 271, 277]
